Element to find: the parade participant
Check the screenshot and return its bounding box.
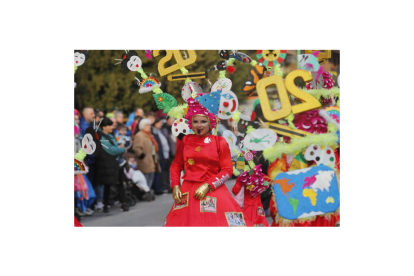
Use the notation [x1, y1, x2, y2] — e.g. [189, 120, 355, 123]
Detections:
[164, 98, 253, 227]
[232, 168, 269, 227]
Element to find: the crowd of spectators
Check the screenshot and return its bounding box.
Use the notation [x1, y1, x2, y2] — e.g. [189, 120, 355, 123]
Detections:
[74, 106, 176, 221]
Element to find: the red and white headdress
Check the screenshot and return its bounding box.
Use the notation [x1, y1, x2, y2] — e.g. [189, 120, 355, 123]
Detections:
[184, 96, 217, 129]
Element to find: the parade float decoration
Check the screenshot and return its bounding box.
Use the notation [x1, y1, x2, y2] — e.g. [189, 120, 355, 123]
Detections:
[273, 165, 339, 220]
[109, 49, 340, 226]
[304, 50, 331, 65]
[243, 128, 277, 151]
[138, 76, 161, 94]
[256, 50, 287, 67]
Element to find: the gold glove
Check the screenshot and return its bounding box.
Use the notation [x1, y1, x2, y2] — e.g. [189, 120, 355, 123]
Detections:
[172, 186, 182, 203]
[194, 183, 211, 200]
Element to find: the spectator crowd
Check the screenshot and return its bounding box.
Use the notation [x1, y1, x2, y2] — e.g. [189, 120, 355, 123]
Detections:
[74, 106, 176, 222]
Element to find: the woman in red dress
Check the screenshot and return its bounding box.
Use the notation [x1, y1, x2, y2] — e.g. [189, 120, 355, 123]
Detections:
[164, 98, 253, 227]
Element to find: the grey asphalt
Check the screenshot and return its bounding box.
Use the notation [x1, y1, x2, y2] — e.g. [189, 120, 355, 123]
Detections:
[81, 179, 273, 227]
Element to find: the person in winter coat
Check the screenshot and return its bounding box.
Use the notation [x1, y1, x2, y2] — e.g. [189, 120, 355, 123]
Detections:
[95, 117, 127, 213]
[152, 118, 169, 195]
[80, 107, 95, 136]
[74, 109, 82, 154]
[161, 117, 176, 193]
[133, 118, 160, 191]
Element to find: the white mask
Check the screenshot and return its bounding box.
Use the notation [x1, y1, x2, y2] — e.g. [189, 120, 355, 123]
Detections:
[82, 133, 97, 155]
[127, 55, 142, 71]
[74, 52, 86, 66]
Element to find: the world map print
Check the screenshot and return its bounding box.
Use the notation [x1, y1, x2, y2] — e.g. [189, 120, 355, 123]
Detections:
[273, 165, 340, 219]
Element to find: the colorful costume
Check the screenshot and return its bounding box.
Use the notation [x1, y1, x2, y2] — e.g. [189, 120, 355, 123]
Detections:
[164, 134, 253, 226]
[232, 178, 269, 227]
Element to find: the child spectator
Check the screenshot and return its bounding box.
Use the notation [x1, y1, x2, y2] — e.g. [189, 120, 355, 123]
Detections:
[116, 123, 131, 166]
[124, 154, 154, 201]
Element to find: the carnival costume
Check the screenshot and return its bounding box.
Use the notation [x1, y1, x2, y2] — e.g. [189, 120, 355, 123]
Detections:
[164, 98, 253, 227]
[232, 177, 269, 227]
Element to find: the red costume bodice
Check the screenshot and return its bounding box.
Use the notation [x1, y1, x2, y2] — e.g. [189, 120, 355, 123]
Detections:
[170, 134, 233, 190]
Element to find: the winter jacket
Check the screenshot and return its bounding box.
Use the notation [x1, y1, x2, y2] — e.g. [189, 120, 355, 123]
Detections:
[133, 131, 156, 174]
[79, 117, 91, 137]
[161, 124, 176, 157]
[95, 130, 125, 186]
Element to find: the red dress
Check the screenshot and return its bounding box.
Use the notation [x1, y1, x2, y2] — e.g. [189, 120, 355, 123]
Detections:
[164, 134, 253, 227]
[232, 179, 269, 227]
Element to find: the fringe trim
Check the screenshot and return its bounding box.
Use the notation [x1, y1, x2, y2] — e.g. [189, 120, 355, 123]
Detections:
[275, 208, 340, 226]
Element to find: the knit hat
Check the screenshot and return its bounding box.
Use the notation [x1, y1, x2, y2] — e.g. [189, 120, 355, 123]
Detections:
[139, 118, 151, 130]
[184, 97, 217, 129]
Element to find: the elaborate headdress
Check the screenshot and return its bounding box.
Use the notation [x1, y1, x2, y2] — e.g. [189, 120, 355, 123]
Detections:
[184, 97, 217, 130]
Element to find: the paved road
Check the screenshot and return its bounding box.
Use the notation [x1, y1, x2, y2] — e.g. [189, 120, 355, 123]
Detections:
[81, 179, 273, 227]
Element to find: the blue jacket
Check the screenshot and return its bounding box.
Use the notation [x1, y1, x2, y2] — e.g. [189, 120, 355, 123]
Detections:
[79, 117, 91, 137]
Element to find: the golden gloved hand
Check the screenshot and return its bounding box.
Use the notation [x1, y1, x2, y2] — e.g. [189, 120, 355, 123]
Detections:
[194, 183, 211, 200]
[172, 186, 182, 203]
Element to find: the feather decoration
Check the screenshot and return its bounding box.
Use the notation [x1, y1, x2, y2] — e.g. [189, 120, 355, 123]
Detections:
[263, 133, 339, 163]
[232, 110, 241, 123]
[301, 87, 340, 100]
[246, 125, 255, 134]
[167, 103, 188, 119]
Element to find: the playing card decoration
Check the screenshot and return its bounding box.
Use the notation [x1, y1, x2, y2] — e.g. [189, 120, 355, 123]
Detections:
[195, 90, 222, 114]
[256, 50, 287, 67]
[243, 128, 278, 151]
